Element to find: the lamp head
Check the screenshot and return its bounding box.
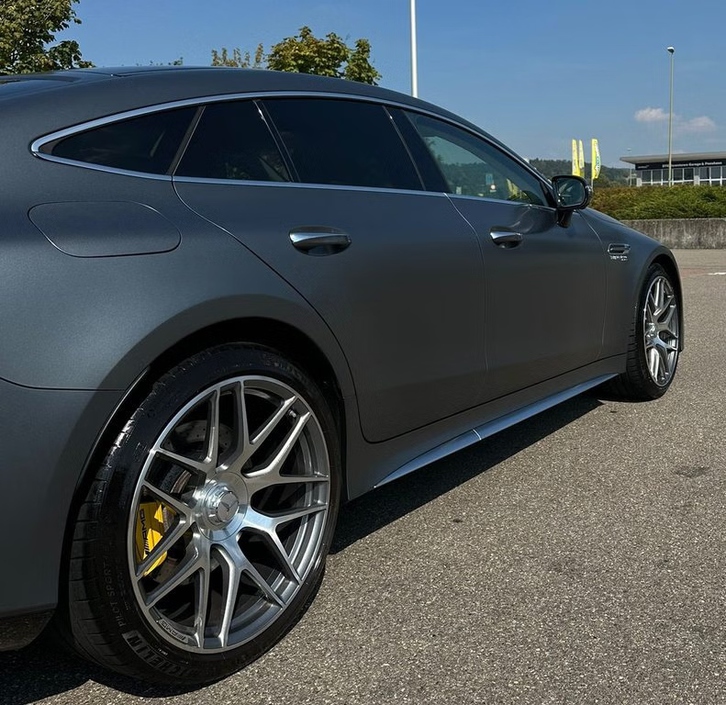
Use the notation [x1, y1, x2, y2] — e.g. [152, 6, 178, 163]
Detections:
[667, 46, 675, 54]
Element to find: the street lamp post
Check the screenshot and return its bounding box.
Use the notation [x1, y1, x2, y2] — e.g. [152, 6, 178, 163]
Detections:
[667, 46, 675, 187]
[627, 148, 634, 187]
[410, 0, 418, 97]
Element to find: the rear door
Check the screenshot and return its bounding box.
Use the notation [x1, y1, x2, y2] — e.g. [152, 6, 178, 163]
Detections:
[173, 97, 486, 442]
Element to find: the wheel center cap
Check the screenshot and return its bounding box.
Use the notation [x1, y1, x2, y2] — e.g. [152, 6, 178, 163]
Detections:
[206, 486, 241, 526]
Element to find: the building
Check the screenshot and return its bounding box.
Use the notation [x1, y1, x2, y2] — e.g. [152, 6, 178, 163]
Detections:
[620, 152, 726, 187]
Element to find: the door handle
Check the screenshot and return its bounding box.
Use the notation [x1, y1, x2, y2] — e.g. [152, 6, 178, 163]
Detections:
[490, 231, 523, 248]
[607, 243, 631, 255]
[289, 229, 351, 256]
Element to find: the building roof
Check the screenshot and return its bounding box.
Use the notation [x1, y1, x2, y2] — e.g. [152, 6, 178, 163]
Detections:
[621, 152, 726, 165]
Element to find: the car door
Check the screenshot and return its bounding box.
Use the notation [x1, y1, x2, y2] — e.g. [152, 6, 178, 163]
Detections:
[400, 110, 607, 400]
[173, 96, 487, 442]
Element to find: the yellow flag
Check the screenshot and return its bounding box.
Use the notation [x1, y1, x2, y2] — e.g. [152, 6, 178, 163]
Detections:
[572, 139, 581, 177]
[578, 140, 585, 174]
[591, 139, 601, 180]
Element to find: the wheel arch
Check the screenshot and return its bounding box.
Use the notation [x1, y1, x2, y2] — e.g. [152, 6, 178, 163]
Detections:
[79, 314, 349, 495]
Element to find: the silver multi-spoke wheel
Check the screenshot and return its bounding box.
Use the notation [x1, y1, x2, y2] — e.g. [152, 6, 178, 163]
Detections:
[642, 274, 680, 387]
[128, 374, 331, 653]
[608, 263, 681, 401]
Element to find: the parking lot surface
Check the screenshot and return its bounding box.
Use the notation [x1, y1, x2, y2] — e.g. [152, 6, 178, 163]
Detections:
[2, 250, 725, 705]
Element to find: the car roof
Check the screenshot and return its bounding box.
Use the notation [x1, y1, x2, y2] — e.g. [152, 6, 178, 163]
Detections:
[2, 66, 437, 112]
[3, 66, 484, 138]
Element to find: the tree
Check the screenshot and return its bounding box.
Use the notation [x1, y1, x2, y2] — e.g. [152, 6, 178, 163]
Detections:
[211, 44, 265, 69]
[342, 38, 379, 84]
[211, 26, 381, 85]
[0, 0, 92, 74]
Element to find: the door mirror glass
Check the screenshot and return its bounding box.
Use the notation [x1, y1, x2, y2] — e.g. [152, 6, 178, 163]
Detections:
[551, 175, 591, 210]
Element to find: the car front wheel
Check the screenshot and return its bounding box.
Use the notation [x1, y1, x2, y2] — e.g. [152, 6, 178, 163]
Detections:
[609, 263, 681, 400]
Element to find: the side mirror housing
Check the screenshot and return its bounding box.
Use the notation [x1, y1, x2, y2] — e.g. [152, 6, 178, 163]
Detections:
[551, 175, 591, 227]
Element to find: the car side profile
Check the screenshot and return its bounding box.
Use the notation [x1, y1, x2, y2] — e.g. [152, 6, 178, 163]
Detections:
[0, 67, 682, 684]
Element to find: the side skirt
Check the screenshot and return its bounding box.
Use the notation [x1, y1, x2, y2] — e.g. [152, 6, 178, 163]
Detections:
[374, 373, 616, 488]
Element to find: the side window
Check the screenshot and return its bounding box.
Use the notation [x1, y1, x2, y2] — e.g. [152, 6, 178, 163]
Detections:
[404, 112, 547, 206]
[176, 101, 290, 182]
[263, 98, 421, 190]
[45, 107, 197, 174]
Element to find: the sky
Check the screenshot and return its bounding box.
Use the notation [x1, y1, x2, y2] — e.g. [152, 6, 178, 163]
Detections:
[56, 0, 726, 167]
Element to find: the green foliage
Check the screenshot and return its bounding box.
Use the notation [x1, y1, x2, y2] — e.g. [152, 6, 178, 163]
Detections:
[211, 44, 265, 69]
[0, 0, 92, 73]
[268, 26, 347, 78]
[529, 158, 628, 188]
[342, 38, 379, 84]
[143, 57, 184, 66]
[528, 158, 571, 179]
[592, 186, 726, 220]
[211, 26, 381, 85]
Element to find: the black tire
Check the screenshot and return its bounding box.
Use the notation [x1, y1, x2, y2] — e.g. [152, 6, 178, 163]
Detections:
[608, 263, 681, 401]
[61, 343, 341, 685]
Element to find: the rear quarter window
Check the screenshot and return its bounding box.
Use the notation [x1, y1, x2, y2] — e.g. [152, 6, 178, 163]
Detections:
[41, 107, 198, 174]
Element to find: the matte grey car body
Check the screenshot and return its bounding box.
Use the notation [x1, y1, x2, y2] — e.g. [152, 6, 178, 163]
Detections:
[0, 67, 682, 682]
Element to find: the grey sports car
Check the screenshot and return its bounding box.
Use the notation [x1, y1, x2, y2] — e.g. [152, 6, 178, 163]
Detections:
[0, 67, 682, 685]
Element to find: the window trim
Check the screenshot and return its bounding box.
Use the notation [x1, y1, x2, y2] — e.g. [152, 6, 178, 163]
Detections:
[167, 106, 205, 175]
[30, 90, 553, 200]
[255, 100, 300, 182]
[389, 107, 449, 192]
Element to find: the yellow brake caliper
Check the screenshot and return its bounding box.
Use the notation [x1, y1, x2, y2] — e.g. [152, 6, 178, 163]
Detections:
[135, 502, 169, 577]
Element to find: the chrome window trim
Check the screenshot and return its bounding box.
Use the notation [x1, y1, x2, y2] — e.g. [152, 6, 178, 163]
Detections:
[172, 175, 450, 200]
[176, 176, 549, 213]
[446, 191, 554, 213]
[30, 89, 550, 193]
[167, 105, 205, 175]
[27, 152, 174, 181]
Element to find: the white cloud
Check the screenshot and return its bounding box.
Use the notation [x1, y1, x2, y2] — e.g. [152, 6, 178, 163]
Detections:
[634, 107, 718, 134]
[635, 107, 669, 123]
[680, 116, 717, 133]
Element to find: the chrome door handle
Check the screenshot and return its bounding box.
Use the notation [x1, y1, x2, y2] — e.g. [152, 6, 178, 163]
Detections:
[289, 229, 351, 255]
[607, 243, 631, 255]
[490, 231, 523, 248]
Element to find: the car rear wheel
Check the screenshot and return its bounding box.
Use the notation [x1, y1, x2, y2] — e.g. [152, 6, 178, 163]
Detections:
[64, 344, 340, 685]
[609, 263, 681, 400]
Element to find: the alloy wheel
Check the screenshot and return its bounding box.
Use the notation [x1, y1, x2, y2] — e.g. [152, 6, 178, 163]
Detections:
[642, 275, 679, 387]
[127, 375, 330, 653]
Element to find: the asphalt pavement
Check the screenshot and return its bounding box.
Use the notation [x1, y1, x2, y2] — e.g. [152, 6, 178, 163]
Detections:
[2, 250, 725, 705]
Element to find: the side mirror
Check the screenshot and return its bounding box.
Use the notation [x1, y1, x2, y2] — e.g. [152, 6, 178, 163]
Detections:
[551, 175, 591, 226]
